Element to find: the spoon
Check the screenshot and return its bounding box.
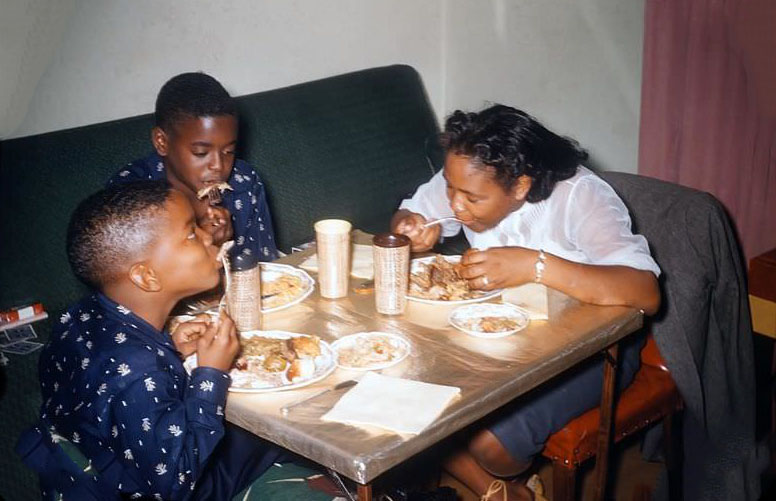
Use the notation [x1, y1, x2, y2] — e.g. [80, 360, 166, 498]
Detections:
[422, 217, 462, 228]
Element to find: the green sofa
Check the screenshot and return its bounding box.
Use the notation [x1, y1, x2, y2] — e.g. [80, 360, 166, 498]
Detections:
[0, 65, 442, 499]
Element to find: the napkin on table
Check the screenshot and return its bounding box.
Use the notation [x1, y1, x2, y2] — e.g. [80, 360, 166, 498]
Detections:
[321, 372, 460, 435]
[300, 243, 374, 279]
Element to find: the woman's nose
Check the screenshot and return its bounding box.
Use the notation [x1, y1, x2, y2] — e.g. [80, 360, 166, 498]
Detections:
[450, 193, 466, 213]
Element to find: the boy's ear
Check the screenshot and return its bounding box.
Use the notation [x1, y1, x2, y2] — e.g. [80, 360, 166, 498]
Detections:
[151, 126, 169, 157]
[128, 262, 162, 292]
[512, 175, 533, 202]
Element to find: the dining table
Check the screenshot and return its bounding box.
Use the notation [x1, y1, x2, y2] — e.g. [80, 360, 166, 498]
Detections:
[220, 232, 643, 500]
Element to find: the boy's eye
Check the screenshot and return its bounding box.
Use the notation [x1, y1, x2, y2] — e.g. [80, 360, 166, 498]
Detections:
[223, 149, 235, 156]
[187, 231, 197, 240]
[193, 152, 208, 158]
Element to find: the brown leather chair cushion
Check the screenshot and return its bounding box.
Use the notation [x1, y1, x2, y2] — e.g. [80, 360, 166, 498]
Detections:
[542, 337, 682, 467]
[640, 335, 669, 371]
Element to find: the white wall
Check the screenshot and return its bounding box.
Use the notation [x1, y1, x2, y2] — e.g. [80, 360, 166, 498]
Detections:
[0, 0, 76, 138]
[444, 0, 644, 172]
[9, 0, 445, 137]
[5, 0, 644, 173]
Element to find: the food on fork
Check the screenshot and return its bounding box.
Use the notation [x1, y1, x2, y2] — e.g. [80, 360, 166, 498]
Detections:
[409, 255, 482, 301]
[196, 182, 233, 201]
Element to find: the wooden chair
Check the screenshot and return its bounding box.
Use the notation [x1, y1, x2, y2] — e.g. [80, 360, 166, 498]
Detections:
[541, 335, 683, 500]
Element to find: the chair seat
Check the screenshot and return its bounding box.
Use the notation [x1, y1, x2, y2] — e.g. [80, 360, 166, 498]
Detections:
[542, 343, 682, 467]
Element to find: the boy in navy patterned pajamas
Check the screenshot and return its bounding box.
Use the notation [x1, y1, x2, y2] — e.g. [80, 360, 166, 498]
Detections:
[17, 181, 284, 500]
[109, 72, 279, 261]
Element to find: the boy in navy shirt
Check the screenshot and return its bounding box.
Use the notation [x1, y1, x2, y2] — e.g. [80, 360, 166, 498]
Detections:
[109, 72, 278, 261]
[17, 181, 283, 500]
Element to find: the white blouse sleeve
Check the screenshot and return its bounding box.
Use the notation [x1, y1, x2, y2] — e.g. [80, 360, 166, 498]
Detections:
[566, 176, 661, 277]
[398, 170, 461, 237]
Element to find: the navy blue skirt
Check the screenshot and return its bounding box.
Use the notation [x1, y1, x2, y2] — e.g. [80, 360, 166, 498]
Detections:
[488, 336, 643, 463]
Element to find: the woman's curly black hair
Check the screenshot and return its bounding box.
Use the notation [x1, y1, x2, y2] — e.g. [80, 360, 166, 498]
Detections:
[441, 105, 587, 203]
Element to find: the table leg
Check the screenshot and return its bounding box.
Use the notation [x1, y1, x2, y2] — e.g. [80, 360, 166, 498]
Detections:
[593, 342, 619, 501]
[357, 483, 373, 501]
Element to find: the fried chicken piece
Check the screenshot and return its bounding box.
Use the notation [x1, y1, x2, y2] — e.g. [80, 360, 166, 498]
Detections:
[196, 182, 233, 200]
[289, 336, 321, 358]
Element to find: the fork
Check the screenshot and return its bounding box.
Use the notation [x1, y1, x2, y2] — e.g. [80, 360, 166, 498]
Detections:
[422, 216, 462, 228]
[206, 188, 222, 206]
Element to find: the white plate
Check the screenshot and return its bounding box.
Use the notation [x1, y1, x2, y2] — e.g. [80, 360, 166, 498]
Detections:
[184, 263, 315, 316]
[183, 330, 336, 393]
[407, 255, 503, 305]
[448, 303, 530, 338]
[260, 263, 315, 313]
[331, 332, 411, 371]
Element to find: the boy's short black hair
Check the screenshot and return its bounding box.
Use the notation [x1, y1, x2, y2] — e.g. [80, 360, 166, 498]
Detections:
[67, 181, 172, 289]
[442, 104, 588, 203]
[155, 72, 237, 133]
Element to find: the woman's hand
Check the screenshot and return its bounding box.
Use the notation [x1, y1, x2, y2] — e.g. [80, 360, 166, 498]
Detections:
[391, 210, 441, 252]
[170, 314, 212, 358]
[459, 247, 535, 290]
[461, 247, 661, 315]
[196, 312, 240, 372]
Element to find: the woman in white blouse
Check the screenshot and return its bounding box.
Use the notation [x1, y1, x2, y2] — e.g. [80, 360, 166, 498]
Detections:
[392, 105, 660, 500]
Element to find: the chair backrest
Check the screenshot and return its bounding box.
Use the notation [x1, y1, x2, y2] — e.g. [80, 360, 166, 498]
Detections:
[599, 171, 754, 447]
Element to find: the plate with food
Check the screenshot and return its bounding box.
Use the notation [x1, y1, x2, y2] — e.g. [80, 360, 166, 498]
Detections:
[448, 303, 530, 338]
[184, 263, 314, 315]
[260, 263, 315, 313]
[183, 330, 336, 392]
[331, 332, 411, 371]
[407, 255, 502, 305]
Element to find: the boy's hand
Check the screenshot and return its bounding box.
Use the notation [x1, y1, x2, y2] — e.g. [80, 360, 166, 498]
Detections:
[459, 247, 534, 290]
[392, 211, 441, 252]
[170, 314, 211, 358]
[200, 206, 234, 246]
[196, 312, 240, 372]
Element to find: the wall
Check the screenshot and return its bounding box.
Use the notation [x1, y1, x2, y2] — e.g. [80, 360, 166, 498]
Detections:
[8, 0, 445, 137]
[444, 0, 645, 172]
[5, 0, 644, 174]
[0, 0, 76, 138]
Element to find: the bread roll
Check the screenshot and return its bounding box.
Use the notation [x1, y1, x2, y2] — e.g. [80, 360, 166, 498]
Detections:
[287, 358, 315, 381]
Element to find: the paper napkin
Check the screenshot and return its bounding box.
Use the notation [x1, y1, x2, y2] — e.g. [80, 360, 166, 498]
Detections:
[321, 372, 460, 435]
